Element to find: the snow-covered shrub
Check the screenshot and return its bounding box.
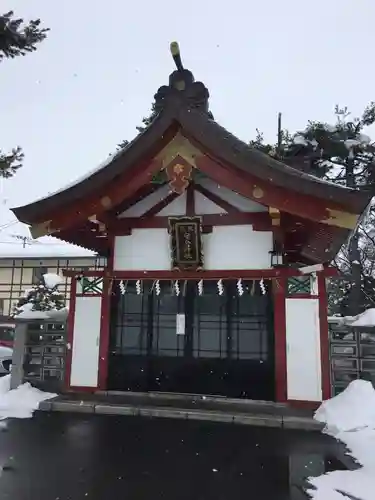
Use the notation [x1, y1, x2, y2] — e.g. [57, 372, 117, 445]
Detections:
[12, 273, 66, 318]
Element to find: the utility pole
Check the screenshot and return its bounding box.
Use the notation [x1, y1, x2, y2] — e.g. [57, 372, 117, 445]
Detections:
[277, 112, 282, 158]
[346, 152, 362, 315]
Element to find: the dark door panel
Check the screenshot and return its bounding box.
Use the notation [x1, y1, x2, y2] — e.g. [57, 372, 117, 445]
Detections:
[108, 280, 275, 400]
[108, 354, 149, 392]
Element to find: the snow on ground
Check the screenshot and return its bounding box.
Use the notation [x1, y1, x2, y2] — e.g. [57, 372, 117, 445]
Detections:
[308, 380, 375, 500]
[314, 380, 375, 433]
[0, 375, 56, 420]
[308, 469, 374, 500]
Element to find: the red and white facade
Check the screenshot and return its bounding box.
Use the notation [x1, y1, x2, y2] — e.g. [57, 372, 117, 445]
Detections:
[12, 46, 371, 407]
[63, 259, 333, 406]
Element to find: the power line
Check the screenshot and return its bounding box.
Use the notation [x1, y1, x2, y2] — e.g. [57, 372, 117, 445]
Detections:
[0, 240, 93, 247]
[0, 220, 19, 231]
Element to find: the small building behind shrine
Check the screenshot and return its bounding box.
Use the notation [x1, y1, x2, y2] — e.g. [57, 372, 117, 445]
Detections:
[0, 205, 99, 318]
[12, 43, 371, 406]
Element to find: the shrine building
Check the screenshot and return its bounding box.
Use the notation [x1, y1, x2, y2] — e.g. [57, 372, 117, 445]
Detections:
[12, 43, 371, 406]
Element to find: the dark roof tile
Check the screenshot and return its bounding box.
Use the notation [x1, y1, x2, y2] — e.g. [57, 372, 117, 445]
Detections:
[12, 69, 371, 223]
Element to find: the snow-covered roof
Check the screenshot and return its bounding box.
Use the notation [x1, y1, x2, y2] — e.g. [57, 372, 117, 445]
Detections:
[30, 150, 123, 205]
[0, 203, 96, 259]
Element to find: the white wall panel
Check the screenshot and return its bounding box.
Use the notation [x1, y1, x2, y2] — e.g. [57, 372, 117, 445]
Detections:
[114, 226, 272, 271]
[203, 226, 273, 270]
[70, 296, 101, 387]
[285, 298, 322, 402]
[114, 230, 170, 271]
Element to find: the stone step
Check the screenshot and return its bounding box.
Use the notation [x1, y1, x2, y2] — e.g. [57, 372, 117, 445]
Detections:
[53, 390, 300, 417]
[38, 397, 323, 432]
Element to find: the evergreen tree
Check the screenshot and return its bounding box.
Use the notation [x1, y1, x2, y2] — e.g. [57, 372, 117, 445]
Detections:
[0, 10, 49, 178]
[116, 139, 129, 151]
[250, 105, 375, 316]
[12, 274, 66, 318]
[249, 129, 276, 156]
[289, 105, 375, 315]
[0, 11, 48, 60]
[135, 102, 157, 133]
[115, 103, 157, 153]
[290, 104, 375, 185]
[0, 146, 23, 178]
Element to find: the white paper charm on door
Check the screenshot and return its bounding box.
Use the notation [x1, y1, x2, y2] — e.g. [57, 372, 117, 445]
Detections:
[176, 314, 185, 335]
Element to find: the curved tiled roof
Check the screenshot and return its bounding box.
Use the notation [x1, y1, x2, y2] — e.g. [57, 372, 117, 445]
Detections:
[12, 66, 371, 224]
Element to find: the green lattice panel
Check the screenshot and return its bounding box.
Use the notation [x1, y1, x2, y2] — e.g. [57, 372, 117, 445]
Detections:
[287, 276, 311, 295]
[77, 277, 103, 295]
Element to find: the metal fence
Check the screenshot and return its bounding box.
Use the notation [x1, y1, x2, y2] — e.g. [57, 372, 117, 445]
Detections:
[0, 256, 105, 317]
[12, 320, 67, 392]
[329, 320, 375, 396]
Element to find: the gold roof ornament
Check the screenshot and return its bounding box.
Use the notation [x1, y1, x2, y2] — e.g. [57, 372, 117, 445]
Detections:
[170, 41, 183, 71]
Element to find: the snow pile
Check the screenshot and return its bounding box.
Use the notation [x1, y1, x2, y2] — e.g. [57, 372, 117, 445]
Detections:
[308, 469, 374, 500]
[328, 308, 375, 327]
[351, 309, 375, 327]
[336, 427, 375, 470]
[16, 303, 69, 320]
[314, 379, 375, 433]
[0, 375, 56, 420]
[307, 380, 375, 500]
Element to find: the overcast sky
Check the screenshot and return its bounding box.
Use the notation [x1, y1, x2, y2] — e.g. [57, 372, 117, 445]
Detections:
[2, 0, 375, 212]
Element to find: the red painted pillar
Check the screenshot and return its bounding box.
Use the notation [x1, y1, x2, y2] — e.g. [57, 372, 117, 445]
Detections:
[98, 274, 112, 390]
[65, 276, 77, 390]
[273, 277, 287, 402]
[317, 273, 331, 400]
[98, 236, 115, 391]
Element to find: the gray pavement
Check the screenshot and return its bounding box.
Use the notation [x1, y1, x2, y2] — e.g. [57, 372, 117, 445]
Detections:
[0, 412, 353, 500]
